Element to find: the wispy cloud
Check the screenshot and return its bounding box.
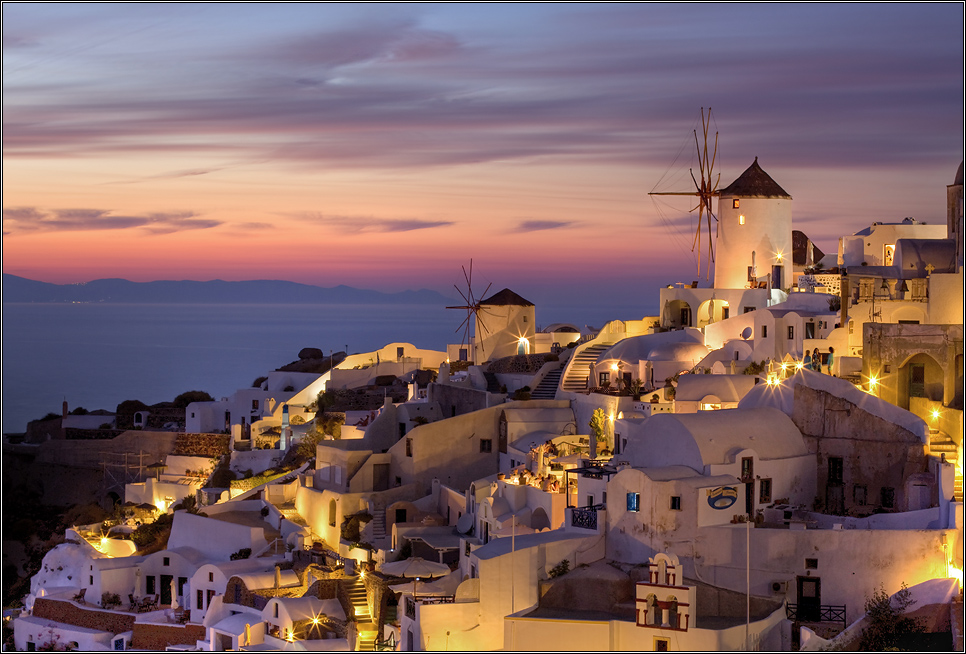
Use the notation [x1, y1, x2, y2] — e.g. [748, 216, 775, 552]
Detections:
[2, 207, 220, 234]
[515, 220, 573, 232]
[294, 212, 454, 233]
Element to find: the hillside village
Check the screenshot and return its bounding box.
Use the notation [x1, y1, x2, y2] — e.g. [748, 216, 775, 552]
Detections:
[5, 160, 964, 651]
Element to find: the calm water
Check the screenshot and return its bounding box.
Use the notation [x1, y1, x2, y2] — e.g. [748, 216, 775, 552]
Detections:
[1, 301, 636, 434]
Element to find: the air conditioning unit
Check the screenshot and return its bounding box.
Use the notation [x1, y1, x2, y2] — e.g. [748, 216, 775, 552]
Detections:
[771, 581, 788, 594]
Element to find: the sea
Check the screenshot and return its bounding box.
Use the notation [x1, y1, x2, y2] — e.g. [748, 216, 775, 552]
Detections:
[1, 301, 641, 434]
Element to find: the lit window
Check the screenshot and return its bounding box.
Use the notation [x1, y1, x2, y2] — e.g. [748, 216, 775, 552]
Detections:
[733, 199, 740, 209]
[739, 214, 745, 225]
[787, 326, 794, 340]
[627, 493, 640, 512]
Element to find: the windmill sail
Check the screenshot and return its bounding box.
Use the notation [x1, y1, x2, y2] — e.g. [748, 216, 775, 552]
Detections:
[446, 260, 494, 361]
[649, 107, 721, 281]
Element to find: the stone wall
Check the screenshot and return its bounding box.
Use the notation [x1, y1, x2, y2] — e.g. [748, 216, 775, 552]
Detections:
[427, 382, 495, 418]
[173, 432, 231, 457]
[132, 622, 205, 650]
[33, 598, 135, 634]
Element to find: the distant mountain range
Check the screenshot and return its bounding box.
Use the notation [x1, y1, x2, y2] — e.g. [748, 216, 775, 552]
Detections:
[1, 274, 454, 305]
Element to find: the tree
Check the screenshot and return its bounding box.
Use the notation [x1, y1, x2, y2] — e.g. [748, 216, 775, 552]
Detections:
[589, 408, 607, 445]
[173, 390, 214, 408]
[860, 582, 924, 651]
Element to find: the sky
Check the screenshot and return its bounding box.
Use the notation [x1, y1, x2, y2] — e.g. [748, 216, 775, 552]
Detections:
[3, 3, 963, 308]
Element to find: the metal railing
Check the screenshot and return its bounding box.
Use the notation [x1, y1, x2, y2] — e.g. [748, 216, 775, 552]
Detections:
[570, 506, 599, 530]
[786, 603, 846, 626]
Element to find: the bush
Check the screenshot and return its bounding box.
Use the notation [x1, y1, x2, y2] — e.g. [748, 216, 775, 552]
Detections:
[230, 548, 252, 561]
[100, 592, 121, 608]
[548, 559, 570, 578]
[860, 582, 924, 650]
[131, 514, 173, 551]
[512, 387, 531, 401]
[252, 376, 268, 388]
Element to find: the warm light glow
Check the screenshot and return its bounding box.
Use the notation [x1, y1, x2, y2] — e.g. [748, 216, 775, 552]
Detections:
[739, 214, 745, 225]
[311, 617, 320, 625]
[608, 413, 615, 422]
[795, 361, 804, 371]
[931, 408, 941, 421]
[780, 362, 788, 371]
[286, 629, 295, 642]
[617, 411, 623, 420]
[868, 375, 878, 388]
[775, 251, 784, 262]
[949, 566, 964, 586]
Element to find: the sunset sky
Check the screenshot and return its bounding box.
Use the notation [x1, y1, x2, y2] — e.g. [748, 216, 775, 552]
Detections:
[3, 3, 963, 307]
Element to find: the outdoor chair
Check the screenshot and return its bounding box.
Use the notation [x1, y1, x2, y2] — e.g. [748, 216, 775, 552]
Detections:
[128, 594, 138, 611]
[72, 588, 86, 604]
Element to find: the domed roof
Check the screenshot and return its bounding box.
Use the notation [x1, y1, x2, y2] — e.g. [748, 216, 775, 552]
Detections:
[719, 157, 791, 199]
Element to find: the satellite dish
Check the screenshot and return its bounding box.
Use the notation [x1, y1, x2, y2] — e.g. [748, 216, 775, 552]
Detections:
[741, 327, 753, 340]
[456, 513, 474, 534]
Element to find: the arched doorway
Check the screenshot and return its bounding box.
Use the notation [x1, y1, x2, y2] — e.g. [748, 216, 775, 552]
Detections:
[667, 300, 692, 329]
[898, 352, 944, 409]
[531, 507, 551, 531]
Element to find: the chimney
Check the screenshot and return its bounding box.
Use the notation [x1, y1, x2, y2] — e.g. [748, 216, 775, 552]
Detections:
[62, 400, 68, 419]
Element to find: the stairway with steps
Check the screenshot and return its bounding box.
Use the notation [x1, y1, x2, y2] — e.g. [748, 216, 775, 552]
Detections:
[370, 502, 387, 546]
[345, 575, 377, 651]
[928, 431, 962, 501]
[561, 343, 614, 393]
[483, 371, 502, 393]
[530, 367, 563, 399]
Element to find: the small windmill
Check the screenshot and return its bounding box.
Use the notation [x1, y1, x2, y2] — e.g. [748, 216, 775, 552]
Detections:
[446, 260, 494, 362]
[649, 107, 721, 281]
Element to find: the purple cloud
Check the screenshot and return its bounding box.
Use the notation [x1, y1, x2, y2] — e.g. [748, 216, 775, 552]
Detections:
[2, 207, 220, 234]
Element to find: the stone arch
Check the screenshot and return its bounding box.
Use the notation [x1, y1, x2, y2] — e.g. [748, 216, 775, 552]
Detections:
[696, 299, 730, 328]
[897, 351, 945, 407]
[890, 305, 927, 324]
[530, 507, 551, 531]
[646, 593, 660, 626]
[667, 594, 679, 628]
[667, 300, 693, 329]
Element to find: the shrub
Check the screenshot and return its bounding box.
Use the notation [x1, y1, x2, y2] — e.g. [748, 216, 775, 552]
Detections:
[230, 548, 252, 561]
[548, 559, 570, 578]
[860, 582, 924, 650]
[512, 387, 531, 401]
[252, 376, 268, 388]
[100, 592, 121, 608]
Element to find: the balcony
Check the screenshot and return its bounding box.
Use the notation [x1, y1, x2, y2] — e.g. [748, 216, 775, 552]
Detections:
[570, 505, 603, 530]
[786, 603, 847, 627]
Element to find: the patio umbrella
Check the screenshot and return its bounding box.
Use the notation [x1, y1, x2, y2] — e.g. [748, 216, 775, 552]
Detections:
[380, 557, 451, 599]
[134, 568, 142, 596]
[170, 578, 178, 609]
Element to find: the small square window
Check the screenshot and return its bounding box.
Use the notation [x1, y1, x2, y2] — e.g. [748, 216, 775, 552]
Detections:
[733, 199, 740, 209]
[787, 326, 795, 339]
[163, 557, 170, 566]
[853, 485, 867, 505]
[405, 438, 413, 457]
[739, 214, 745, 225]
[209, 572, 214, 582]
[599, 372, 610, 386]
[884, 364, 891, 373]
[805, 558, 818, 570]
[670, 496, 682, 511]
[480, 439, 492, 453]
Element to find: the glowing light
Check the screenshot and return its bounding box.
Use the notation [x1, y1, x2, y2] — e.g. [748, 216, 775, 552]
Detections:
[775, 251, 784, 262]
[868, 375, 878, 388]
[608, 413, 615, 422]
[931, 408, 941, 421]
[286, 629, 295, 642]
[949, 566, 963, 586]
[795, 361, 804, 370]
[739, 214, 745, 225]
[311, 617, 320, 625]
[610, 363, 619, 371]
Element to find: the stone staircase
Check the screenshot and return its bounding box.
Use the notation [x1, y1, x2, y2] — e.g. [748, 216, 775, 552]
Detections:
[346, 576, 376, 651]
[928, 432, 962, 501]
[561, 343, 614, 393]
[483, 371, 502, 393]
[370, 502, 387, 546]
[530, 367, 563, 399]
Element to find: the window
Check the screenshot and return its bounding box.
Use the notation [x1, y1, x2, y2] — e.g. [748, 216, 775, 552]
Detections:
[881, 487, 896, 508]
[209, 572, 214, 582]
[722, 307, 730, 320]
[759, 478, 772, 503]
[805, 558, 818, 570]
[251, 399, 259, 411]
[480, 439, 492, 453]
[805, 322, 815, 339]
[654, 637, 670, 651]
[787, 326, 795, 339]
[90, 575, 93, 585]
[853, 485, 867, 505]
[733, 199, 740, 209]
[739, 214, 745, 225]
[670, 496, 682, 511]
[627, 492, 640, 512]
[274, 603, 279, 618]
[743, 306, 755, 314]
[599, 372, 610, 386]
[190, 412, 195, 418]
[397, 346, 405, 359]
[197, 590, 204, 610]
[405, 438, 412, 457]
[207, 589, 215, 607]
[523, 315, 527, 322]
[163, 557, 170, 566]
[586, 494, 595, 508]
[762, 325, 768, 338]
[741, 457, 754, 481]
[146, 575, 156, 595]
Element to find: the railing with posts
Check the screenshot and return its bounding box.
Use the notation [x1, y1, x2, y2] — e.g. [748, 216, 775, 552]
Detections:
[405, 597, 416, 620]
[570, 505, 602, 530]
[786, 603, 847, 627]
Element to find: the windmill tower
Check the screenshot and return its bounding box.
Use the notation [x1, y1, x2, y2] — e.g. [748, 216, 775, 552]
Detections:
[447, 260, 493, 364]
[715, 157, 792, 291]
[649, 108, 720, 281]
